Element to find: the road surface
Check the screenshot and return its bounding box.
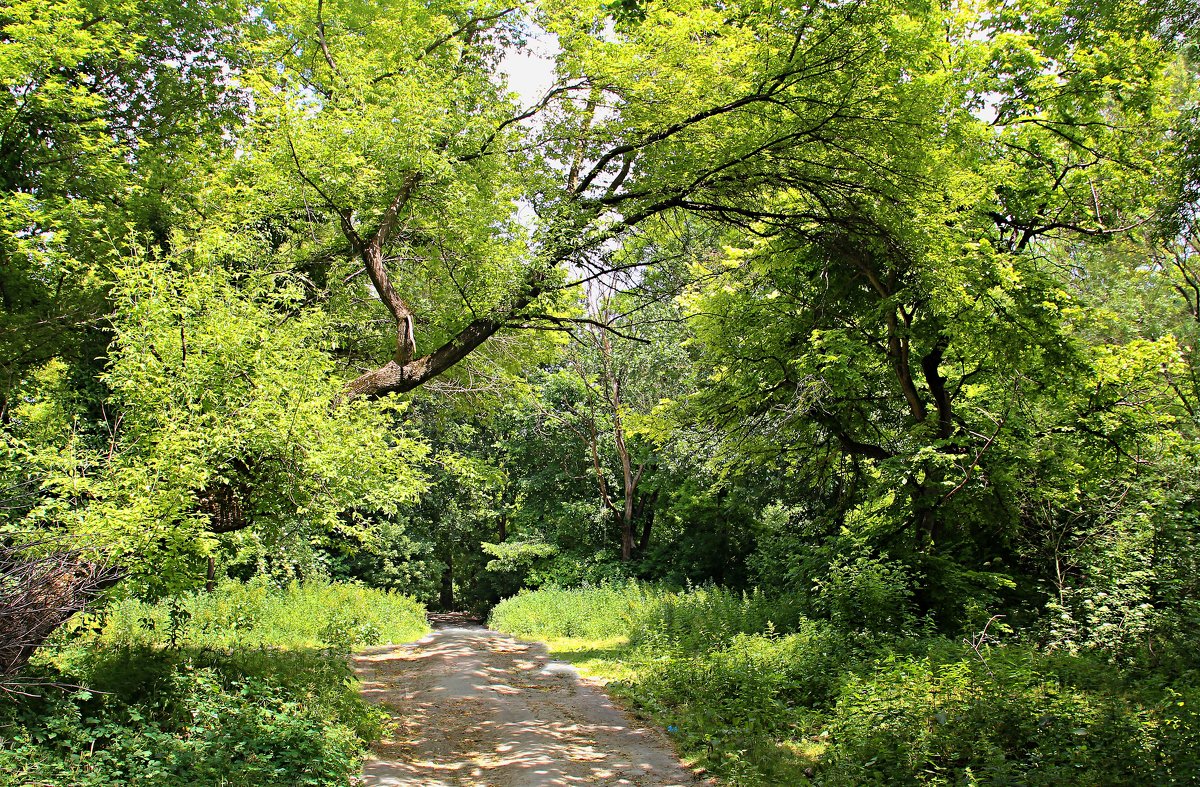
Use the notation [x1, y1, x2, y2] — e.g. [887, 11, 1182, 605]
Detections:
[352, 625, 702, 787]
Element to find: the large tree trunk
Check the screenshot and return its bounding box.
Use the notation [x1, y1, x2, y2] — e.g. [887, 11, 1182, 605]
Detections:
[637, 490, 659, 553]
[341, 316, 509, 400]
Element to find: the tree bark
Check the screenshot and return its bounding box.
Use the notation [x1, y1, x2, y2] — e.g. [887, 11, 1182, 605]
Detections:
[920, 334, 953, 439]
[341, 315, 509, 400]
[636, 489, 659, 553]
[439, 556, 454, 610]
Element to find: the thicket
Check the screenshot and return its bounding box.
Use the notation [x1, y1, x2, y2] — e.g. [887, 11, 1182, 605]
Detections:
[0, 581, 428, 787]
[3, 0, 1200, 783]
[491, 583, 1200, 785]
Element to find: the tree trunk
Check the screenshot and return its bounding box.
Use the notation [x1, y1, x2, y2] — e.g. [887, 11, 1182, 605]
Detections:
[439, 556, 454, 610]
[637, 490, 659, 553]
[620, 458, 636, 561]
[620, 508, 635, 561]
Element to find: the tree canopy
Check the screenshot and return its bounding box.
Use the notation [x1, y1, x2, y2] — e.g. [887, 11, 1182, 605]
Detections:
[2, 0, 1198, 645]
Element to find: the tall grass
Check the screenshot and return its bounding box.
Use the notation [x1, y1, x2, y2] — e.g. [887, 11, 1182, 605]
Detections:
[97, 578, 429, 651]
[630, 585, 808, 651]
[2, 580, 429, 787]
[489, 581, 806, 649]
[491, 582, 1200, 786]
[488, 581, 662, 640]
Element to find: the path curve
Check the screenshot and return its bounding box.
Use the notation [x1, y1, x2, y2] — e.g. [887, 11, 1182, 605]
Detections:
[352, 626, 703, 787]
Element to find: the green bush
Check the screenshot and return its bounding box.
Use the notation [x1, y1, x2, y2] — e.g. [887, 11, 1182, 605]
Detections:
[817, 649, 1200, 786]
[629, 624, 865, 733]
[1, 580, 428, 786]
[489, 581, 660, 639]
[490, 580, 806, 650]
[494, 583, 1200, 787]
[0, 650, 379, 787]
[814, 553, 917, 635]
[630, 585, 808, 652]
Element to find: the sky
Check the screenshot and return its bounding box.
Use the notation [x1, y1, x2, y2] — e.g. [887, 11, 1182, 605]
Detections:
[498, 27, 560, 108]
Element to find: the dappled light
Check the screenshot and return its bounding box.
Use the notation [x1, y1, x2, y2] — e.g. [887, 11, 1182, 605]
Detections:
[354, 627, 699, 786]
[3, 0, 1200, 782]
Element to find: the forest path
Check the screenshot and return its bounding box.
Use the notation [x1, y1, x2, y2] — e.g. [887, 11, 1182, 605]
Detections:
[352, 624, 702, 787]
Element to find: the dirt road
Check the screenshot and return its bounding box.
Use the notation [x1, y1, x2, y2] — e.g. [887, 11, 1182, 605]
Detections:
[352, 625, 702, 787]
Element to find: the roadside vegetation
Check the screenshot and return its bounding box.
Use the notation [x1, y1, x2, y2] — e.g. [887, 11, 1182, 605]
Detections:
[0, 581, 428, 787]
[4, 0, 1200, 783]
[492, 583, 1200, 785]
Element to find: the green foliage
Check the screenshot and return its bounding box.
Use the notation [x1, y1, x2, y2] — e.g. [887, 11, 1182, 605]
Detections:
[491, 580, 811, 648]
[497, 584, 1200, 787]
[819, 650, 1200, 785]
[4, 0, 1200, 781]
[95, 578, 428, 652]
[0, 580, 428, 787]
[489, 581, 660, 640]
[629, 586, 808, 653]
[323, 520, 444, 601]
[481, 540, 558, 568]
[10, 253, 431, 594]
[0, 655, 375, 787]
[813, 553, 918, 636]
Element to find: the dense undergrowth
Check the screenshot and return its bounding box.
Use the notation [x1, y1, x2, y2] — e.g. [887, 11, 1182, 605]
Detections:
[490, 583, 1200, 785]
[0, 580, 428, 787]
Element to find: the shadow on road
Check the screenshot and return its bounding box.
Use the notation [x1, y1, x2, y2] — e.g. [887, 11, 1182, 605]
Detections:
[353, 627, 705, 787]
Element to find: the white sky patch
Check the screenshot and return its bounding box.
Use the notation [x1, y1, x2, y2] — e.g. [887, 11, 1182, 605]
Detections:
[499, 26, 561, 107]
[497, 22, 628, 306]
[500, 26, 560, 234]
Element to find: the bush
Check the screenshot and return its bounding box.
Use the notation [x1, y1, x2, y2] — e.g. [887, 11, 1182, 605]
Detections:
[630, 624, 866, 733]
[817, 648, 1200, 786]
[489, 581, 660, 639]
[631, 585, 808, 652]
[490, 580, 807, 651]
[814, 553, 917, 635]
[492, 583, 1200, 787]
[0, 579, 428, 786]
[0, 650, 379, 787]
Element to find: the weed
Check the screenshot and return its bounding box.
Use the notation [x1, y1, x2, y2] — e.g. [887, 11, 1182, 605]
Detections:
[0, 580, 429, 786]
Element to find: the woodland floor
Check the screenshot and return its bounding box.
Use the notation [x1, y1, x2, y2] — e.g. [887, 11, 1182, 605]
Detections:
[352, 620, 705, 787]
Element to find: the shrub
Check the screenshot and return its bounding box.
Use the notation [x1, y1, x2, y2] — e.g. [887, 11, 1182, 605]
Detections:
[492, 583, 1200, 787]
[0, 579, 427, 786]
[488, 581, 660, 639]
[630, 585, 808, 652]
[0, 650, 379, 787]
[817, 648, 1199, 786]
[813, 552, 917, 635]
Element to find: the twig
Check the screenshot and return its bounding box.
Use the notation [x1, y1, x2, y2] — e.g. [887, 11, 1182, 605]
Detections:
[964, 615, 1004, 677]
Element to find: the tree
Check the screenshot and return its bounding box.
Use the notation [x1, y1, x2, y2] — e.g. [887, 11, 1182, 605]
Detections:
[660, 0, 1189, 621]
[206, 0, 984, 403]
[9, 255, 431, 594]
[0, 0, 249, 411]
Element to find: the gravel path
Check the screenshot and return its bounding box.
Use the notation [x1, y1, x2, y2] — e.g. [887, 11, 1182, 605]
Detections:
[352, 625, 703, 787]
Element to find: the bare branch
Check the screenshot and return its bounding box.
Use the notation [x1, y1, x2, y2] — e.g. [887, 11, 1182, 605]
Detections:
[511, 314, 651, 344]
[315, 0, 340, 78]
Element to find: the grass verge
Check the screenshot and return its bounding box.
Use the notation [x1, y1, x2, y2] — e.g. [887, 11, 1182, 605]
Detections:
[1, 579, 429, 787]
[491, 582, 1200, 786]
